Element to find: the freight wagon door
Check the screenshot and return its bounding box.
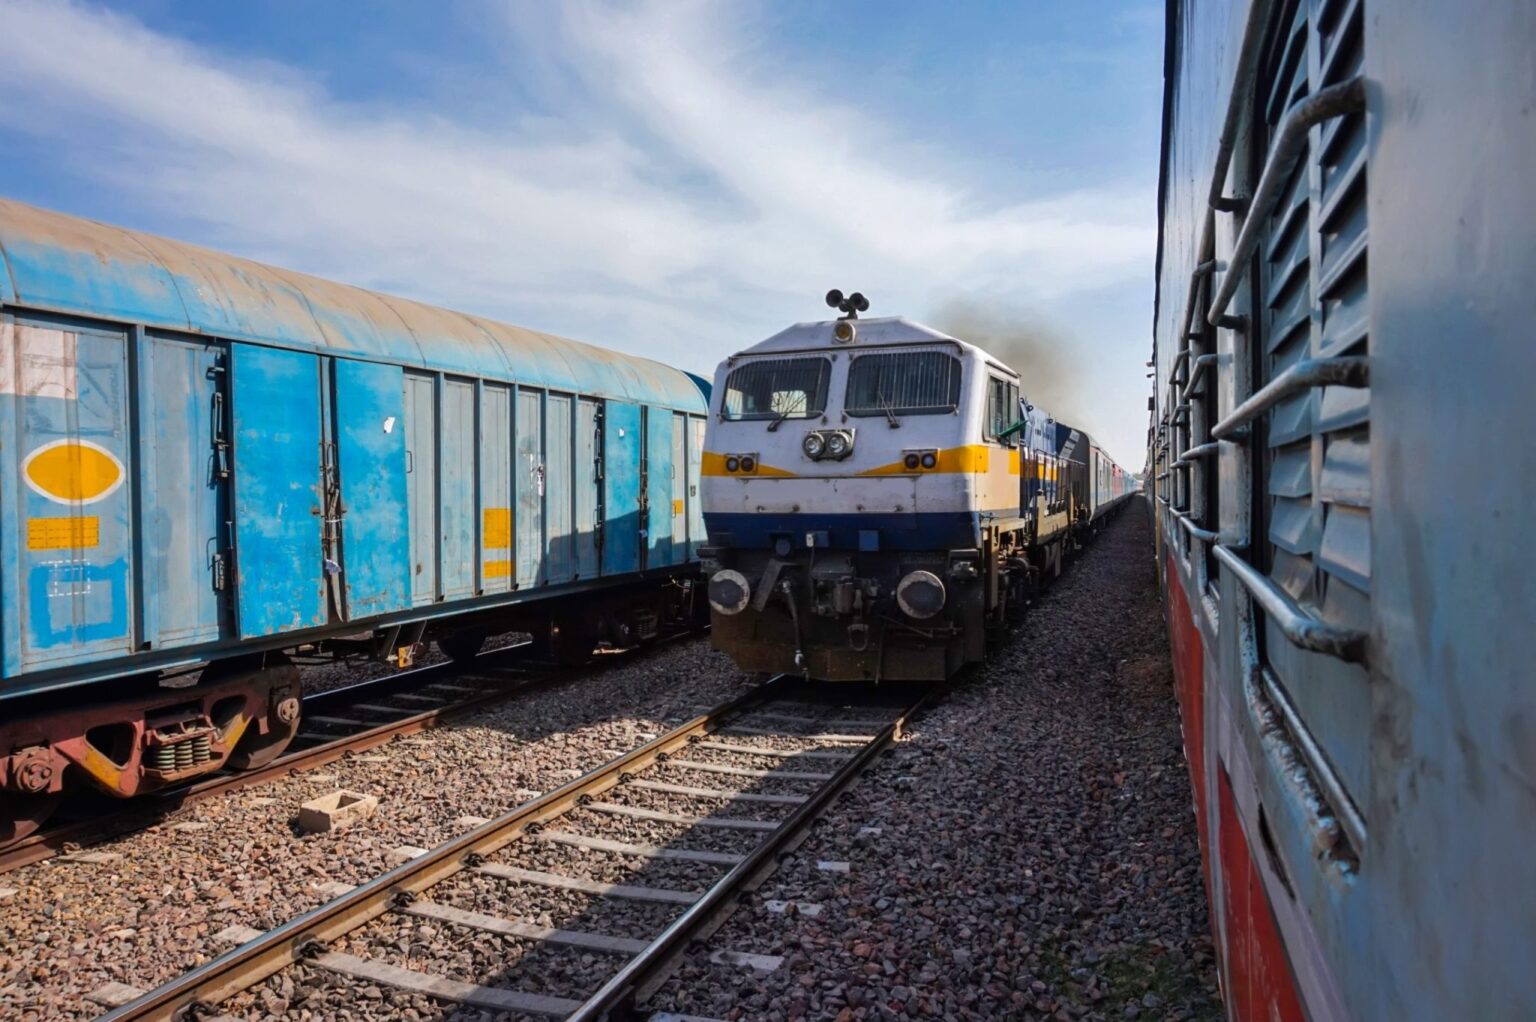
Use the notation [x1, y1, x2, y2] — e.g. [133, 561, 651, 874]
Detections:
[4, 320, 135, 673]
[671, 412, 687, 556]
[138, 334, 228, 649]
[645, 409, 675, 568]
[230, 343, 325, 637]
[574, 398, 600, 579]
[403, 372, 438, 606]
[688, 417, 705, 558]
[332, 358, 409, 620]
[602, 401, 641, 575]
[515, 389, 544, 587]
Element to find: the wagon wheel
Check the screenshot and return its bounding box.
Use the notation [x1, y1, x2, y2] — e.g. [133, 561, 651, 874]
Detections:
[222, 656, 303, 771]
[0, 791, 62, 847]
[436, 629, 487, 663]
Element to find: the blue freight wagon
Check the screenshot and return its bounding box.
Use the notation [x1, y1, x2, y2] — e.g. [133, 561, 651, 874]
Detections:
[0, 198, 710, 844]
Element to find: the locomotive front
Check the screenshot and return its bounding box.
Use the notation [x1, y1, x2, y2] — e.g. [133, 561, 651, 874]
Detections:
[700, 296, 1022, 681]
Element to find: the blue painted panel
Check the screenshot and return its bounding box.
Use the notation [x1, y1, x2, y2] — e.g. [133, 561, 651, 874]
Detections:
[515, 389, 544, 586]
[403, 373, 438, 606]
[646, 409, 675, 567]
[545, 394, 574, 583]
[575, 398, 600, 579]
[7, 321, 135, 669]
[333, 358, 409, 619]
[230, 343, 325, 637]
[670, 412, 687, 553]
[140, 335, 226, 648]
[479, 383, 512, 594]
[440, 378, 476, 599]
[602, 401, 642, 575]
[687, 417, 706, 558]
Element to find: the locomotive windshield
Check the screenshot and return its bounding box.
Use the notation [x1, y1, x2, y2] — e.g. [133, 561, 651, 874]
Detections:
[845, 350, 962, 417]
[722, 357, 831, 420]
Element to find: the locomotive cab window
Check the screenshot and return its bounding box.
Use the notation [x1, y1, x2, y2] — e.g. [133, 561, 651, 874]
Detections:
[844, 350, 961, 418]
[985, 376, 1020, 445]
[722, 357, 831, 420]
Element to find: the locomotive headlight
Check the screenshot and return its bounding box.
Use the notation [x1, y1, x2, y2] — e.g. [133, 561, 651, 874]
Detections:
[920, 451, 938, 469]
[896, 570, 946, 619]
[708, 569, 751, 615]
[826, 431, 851, 459]
[802, 432, 826, 459]
[725, 456, 740, 473]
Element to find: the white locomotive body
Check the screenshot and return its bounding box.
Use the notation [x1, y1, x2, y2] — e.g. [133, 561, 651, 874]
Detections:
[701, 310, 1133, 681]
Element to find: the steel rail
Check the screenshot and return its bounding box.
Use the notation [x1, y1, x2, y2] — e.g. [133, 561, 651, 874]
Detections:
[98, 675, 786, 1022]
[566, 685, 939, 1021]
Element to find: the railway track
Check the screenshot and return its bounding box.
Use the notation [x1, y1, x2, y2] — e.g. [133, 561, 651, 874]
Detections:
[95, 675, 935, 1021]
[0, 632, 702, 876]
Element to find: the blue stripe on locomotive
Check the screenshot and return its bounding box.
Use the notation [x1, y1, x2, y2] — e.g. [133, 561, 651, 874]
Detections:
[703, 510, 987, 552]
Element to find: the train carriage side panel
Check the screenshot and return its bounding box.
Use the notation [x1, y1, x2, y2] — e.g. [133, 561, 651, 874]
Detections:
[644, 406, 674, 568]
[404, 371, 439, 607]
[545, 393, 574, 583]
[331, 357, 410, 620]
[602, 400, 643, 575]
[514, 388, 545, 588]
[575, 397, 601, 580]
[439, 377, 477, 600]
[139, 333, 229, 649]
[229, 342, 325, 637]
[670, 411, 687, 557]
[1, 316, 136, 672]
[479, 382, 513, 594]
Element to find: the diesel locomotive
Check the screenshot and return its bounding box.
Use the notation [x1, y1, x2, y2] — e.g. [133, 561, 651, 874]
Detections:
[0, 199, 710, 847]
[1148, 0, 1535, 1018]
[701, 293, 1134, 682]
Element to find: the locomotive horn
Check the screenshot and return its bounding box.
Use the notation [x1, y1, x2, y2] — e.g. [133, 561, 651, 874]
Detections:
[825, 289, 844, 308]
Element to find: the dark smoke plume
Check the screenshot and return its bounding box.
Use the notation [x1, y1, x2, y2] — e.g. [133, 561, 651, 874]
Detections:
[927, 300, 1090, 430]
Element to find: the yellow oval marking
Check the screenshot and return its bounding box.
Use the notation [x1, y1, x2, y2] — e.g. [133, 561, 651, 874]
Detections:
[23, 439, 126, 504]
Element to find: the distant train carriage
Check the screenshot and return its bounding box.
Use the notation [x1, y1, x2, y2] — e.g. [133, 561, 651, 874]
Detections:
[700, 293, 1134, 682]
[0, 199, 709, 846]
[1148, 0, 1535, 1018]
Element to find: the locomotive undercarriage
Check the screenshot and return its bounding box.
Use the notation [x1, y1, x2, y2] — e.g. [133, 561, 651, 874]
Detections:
[706, 545, 998, 682]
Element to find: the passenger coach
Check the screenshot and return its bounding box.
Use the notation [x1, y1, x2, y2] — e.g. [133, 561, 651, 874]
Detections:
[0, 199, 709, 845]
[1147, 0, 1535, 1018]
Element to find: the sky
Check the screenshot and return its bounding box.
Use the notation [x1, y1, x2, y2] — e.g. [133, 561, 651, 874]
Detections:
[0, 0, 1163, 464]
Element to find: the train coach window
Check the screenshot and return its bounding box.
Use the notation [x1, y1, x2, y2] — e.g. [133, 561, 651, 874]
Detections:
[722, 357, 831, 420]
[845, 351, 961, 417]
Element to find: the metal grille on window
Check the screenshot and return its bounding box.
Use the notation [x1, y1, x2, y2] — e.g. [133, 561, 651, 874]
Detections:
[722, 358, 830, 420]
[1249, 0, 1370, 857]
[845, 351, 961, 416]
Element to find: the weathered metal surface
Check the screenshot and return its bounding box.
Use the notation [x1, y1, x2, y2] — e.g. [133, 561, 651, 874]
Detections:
[514, 388, 544, 587]
[575, 398, 600, 579]
[438, 378, 476, 600]
[645, 408, 675, 567]
[229, 343, 325, 636]
[138, 334, 225, 649]
[478, 383, 513, 595]
[1149, 1, 1536, 1020]
[332, 358, 409, 619]
[0, 198, 706, 412]
[0, 320, 135, 674]
[545, 393, 574, 583]
[603, 401, 643, 575]
[402, 372, 438, 607]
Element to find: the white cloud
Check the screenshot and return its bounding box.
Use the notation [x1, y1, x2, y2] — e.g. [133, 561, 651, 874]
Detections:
[0, 0, 1154, 460]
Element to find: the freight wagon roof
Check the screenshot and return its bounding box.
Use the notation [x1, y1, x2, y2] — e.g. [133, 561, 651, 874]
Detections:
[0, 198, 705, 411]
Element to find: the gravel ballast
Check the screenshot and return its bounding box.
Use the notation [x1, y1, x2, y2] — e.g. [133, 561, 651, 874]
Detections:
[647, 500, 1223, 1021]
[0, 637, 752, 1021]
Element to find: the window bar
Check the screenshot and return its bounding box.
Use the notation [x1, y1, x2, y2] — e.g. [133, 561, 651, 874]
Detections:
[1212, 546, 1369, 663]
[1211, 356, 1368, 440]
[1208, 76, 1366, 324]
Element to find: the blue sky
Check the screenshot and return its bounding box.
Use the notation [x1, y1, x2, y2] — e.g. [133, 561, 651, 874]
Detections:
[0, 0, 1162, 463]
